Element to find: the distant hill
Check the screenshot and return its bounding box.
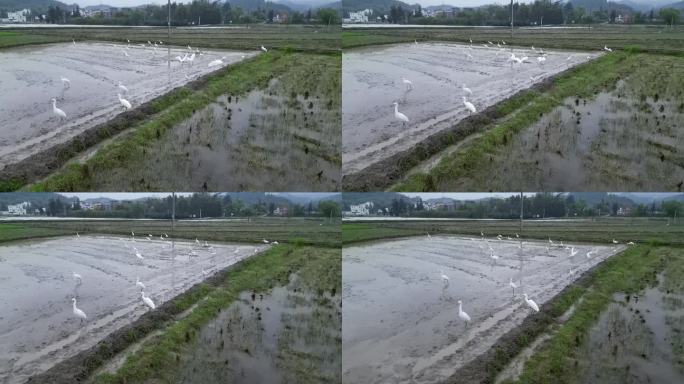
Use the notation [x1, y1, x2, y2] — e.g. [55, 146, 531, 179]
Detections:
[662, 1, 684, 10]
[226, 0, 292, 13]
[343, 192, 412, 208]
[0, 193, 70, 208]
[570, 0, 609, 11]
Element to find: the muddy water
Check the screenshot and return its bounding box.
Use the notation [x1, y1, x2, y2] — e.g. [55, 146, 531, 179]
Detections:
[342, 42, 601, 174]
[0, 42, 257, 169]
[342, 235, 623, 384]
[175, 273, 341, 383]
[0, 235, 268, 384]
[578, 274, 684, 383]
[476, 77, 684, 191]
[87, 78, 340, 191]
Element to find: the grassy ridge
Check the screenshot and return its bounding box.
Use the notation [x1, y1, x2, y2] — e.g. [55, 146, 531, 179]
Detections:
[392, 51, 646, 191]
[26, 51, 338, 191]
[342, 218, 684, 246]
[0, 217, 341, 247]
[92, 244, 340, 384]
[0, 31, 70, 48]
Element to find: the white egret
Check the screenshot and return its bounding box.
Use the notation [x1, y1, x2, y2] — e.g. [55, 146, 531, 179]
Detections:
[458, 300, 471, 325]
[392, 102, 409, 125]
[60, 77, 71, 89]
[51, 98, 67, 120]
[440, 270, 449, 286]
[523, 293, 540, 312]
[627, 241, 635, 245]
[273, 241, 279, 245]
[117, 82, 129, 93]
[462, 84, 473, 95]
[612, 239, 618, 244]
[72, 272, 82, 284]
[586, 249, 595, 258]
[261, 45, 268, 52]
[136, 277, 145, 290]
[117, 94, 132, 110]
[76, 232, 80, 238]
[604, 45, 613, 52]
[72, 39, 76, 46]
[262, 239, 269, 244]
[141, 291, 155, 309]
[570, 247, 578, 257]
[208, 57, 226, 67]
[402, 77, 413, 89]
[134, 247, 143, 261]
[71, 298, 87, 322]
[463, 97, 477, 114]
[509, 278, 518, 295]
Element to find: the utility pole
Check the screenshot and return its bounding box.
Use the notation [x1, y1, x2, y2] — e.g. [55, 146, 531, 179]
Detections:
[510, 0, 514, 39]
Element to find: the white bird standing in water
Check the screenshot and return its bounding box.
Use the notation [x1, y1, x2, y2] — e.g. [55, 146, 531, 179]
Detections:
[261, 45, 268, 52]
[458, 300, 471, 326]
[141, 291, 155, 309]
[440, 270, 449, 286]
[117, 93, 132, 110]
[51, 98, 67, 120]
[72, 298, 87, 322]
[117, 82, 129, 93]
[463, 97, 477, 114]
[136, 277, 145, 290]
[134, 247, 143, 261]
[523, 293, 540, 312]
[570, 247, 578, 257]
[604, 45, 613, 52]
[393, 102, 409, 125]
[612, 239, 618, 244]
[60, 77, 71, 89]
[509, 278, 518, 295]
[462, 84, 473, 95]
[72, 272, 82, 284]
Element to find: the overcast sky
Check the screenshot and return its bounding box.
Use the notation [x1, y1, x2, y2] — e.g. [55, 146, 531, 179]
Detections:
[74, 1, 191, 6]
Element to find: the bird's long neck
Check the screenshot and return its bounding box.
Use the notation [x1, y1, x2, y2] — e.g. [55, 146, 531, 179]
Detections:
[394, 104, 399, 113]
[72, 300, 77, 309]
[458, 302, 462, 312]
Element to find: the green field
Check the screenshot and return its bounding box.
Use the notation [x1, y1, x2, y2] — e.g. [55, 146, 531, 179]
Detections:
[342, 25, 684, 55]
[0, 217, 340, 247]
[2, 25, 340, 53]
[342, 217, 684, 246]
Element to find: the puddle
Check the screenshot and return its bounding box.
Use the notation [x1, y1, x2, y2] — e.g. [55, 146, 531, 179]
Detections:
[462, 63, 684, 191]
[578, 274, 684, 383]
[175, 273, 341, 383]
[89, 78, 340, 191]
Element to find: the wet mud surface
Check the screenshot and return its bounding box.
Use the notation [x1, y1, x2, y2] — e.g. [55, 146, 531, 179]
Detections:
[175, 273, 341, 383]
[0, 235, 268, 384]
[578, 274, 684, 383]
[91, 78, 340, 191]
[0, 42, 256, 170]
[342, 235, 623, 384]
[342, 42, 600, 176]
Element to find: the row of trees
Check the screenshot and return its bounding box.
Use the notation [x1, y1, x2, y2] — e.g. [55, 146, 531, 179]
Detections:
[365, 194, 682, 220]
[383, 0, 679, 26]
[33, 194, 341, 219]
[40, 1, 339, 26]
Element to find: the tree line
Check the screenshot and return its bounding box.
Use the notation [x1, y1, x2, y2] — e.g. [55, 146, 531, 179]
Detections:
[37, 0, 339, 26]
[11, 193, 341, 219]
[382, 0, 680, 26]
[359, 193, 682, 220]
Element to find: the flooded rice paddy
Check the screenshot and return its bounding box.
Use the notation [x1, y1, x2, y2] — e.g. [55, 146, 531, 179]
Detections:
[0, 234, 268, 384]
[88, 77, 340, 191]
[463, 73, 684, 191]
[342, 42, 601, 175]
[577, 274, 684, 383]
[175, 272, 341, 383]
[342, 235, 623, 384]
[0, 42, 256, 169]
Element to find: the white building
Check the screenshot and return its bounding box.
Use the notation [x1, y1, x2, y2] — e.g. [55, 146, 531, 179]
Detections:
[348, 9, 372, 23]
[7, 202, 30, 215]
[7, 9, 30, 23]
[349, 202, 373, 216]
